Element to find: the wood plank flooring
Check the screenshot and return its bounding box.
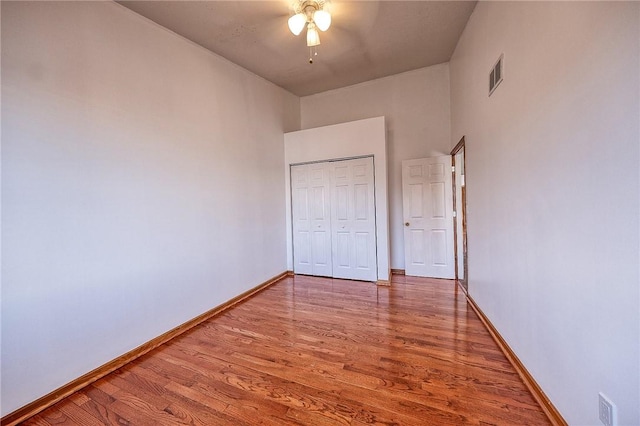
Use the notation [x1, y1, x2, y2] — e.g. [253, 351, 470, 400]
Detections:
[22, 275, 550, 425]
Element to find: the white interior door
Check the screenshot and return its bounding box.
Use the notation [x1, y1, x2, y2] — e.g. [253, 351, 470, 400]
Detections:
[402, 156, 455, 279]
[331, 157, 377, 281]
[291, 163, 333, 277]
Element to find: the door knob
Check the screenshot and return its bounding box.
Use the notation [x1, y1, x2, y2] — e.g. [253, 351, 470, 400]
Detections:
[405, 222, 410, 227]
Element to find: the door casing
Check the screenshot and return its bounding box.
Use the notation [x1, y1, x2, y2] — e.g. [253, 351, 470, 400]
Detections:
[291, 156, 378, 282]
[451, 137, 468, 291]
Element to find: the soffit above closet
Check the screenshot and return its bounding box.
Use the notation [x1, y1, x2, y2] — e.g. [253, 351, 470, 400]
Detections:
[116, 1, 477, 96]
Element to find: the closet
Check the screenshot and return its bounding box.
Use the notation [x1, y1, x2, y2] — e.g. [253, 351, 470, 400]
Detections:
[291, 157, 377, 282]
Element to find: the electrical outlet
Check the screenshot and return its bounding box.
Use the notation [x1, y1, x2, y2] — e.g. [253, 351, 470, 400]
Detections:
[599, 392, 616, 426]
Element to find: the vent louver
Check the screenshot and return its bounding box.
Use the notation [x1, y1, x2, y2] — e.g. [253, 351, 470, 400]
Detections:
[489, 54, 504, 96]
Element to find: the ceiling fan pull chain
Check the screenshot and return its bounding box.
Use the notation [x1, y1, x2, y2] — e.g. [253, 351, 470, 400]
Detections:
[309, 46, 317, 64]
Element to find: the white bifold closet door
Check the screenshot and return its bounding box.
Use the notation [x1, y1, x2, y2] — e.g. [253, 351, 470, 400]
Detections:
[291, 157, 377, 282]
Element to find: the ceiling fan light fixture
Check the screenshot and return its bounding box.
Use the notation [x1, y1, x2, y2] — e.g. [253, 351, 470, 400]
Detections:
[306, 23, 320, 47]
[288, 0, 331, 61]
[288, 13, 306, 36]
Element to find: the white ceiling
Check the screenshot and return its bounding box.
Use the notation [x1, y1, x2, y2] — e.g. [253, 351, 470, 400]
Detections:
[117, 1, 477, 96]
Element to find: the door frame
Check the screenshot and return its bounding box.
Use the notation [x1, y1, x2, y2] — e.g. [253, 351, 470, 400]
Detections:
[451, 136, 468, 292]
[289, 155, 378, 281]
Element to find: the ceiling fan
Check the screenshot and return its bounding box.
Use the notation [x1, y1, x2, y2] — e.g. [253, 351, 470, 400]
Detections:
[287, 0, 332, 63]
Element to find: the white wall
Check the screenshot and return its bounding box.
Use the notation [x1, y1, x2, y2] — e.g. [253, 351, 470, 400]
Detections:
[300, 66, 451, 270]
[1, 1, 298, 415]
[450, 2, 639, 425]
[284, 117, 390, 281]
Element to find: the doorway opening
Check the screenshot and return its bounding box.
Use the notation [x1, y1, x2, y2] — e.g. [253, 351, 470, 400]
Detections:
[451, 137, 468, 292]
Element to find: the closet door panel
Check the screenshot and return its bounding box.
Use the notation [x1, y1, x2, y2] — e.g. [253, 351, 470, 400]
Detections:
[330, 157, 377, 281]
[291, 166, 312, 275]
[291, 163, 332, 277]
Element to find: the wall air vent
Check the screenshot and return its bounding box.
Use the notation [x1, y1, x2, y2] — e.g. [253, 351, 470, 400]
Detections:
[489, 54, 504, 96]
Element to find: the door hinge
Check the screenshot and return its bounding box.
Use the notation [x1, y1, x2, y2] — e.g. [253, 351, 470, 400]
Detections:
[451, 166, 455, 173]
[453, 211, 457, 218]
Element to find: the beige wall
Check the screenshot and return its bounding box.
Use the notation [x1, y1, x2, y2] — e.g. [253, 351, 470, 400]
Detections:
[450, 2, 639, 424]
[1, 1, 298, 415]
[5, 1, 639, 423]
[300, 65, 451, 269]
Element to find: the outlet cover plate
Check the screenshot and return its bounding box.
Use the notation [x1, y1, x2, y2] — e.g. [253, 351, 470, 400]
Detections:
[599, 393, 616, 426]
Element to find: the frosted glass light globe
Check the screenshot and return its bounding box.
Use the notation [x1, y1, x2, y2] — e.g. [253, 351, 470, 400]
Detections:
[288, 13, 306, 36]
[306, 23, 320, 47]
[313, 10, 331, 31]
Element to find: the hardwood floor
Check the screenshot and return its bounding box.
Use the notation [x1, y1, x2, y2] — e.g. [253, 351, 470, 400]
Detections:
[22, 275, 550, 425]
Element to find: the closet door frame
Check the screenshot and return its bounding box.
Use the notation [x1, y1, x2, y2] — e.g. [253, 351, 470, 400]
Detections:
[290, 155, 378, 282]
